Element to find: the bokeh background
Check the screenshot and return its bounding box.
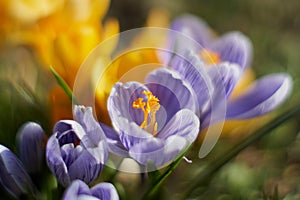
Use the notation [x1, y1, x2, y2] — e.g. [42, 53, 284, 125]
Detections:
[0, 0, 299, 199]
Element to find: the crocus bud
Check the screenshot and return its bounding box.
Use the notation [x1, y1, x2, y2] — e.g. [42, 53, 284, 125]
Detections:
[17, 122, 46, 173]
[63, 179, 119, 200]
[0, 144, 35, 198]
[46, 117, 108, 187]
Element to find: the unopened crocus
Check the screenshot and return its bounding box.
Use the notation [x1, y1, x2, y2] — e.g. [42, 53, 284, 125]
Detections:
[63, 179, 119, 200]
[17, 122, 46, 173]
[0, 144, 35, 198]
[46, 106, 108, 187]
[106, 68, 199, 167]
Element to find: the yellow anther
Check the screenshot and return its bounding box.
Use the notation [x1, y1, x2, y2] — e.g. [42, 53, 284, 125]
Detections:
[199, 49, 221, 65]
[132, 90, 160, 136]
[132, 98, 145, 110]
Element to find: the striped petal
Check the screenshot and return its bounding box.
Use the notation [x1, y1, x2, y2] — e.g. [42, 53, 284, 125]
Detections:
[207, 62, 242, 98]
[0, 145, 35, 198]
[170, 14, 212, 49]
[46, 134, 70, 187]
[210, 31, 252, 70]
[145, 68, 197, 124]
[226, 73, 292, 119]
[169, 50, 214, 117]
[73, 106, 107, 147]
[16, 122, 46, 173]
[68, 148, 103, 185]
[63, 179, 91, 200]
[158, 109, 200, 143]
[107, 82, 148, 129]
[129, 135, 187, 167]
[100, 123, 128, 157]
[91, 182, 119, 200]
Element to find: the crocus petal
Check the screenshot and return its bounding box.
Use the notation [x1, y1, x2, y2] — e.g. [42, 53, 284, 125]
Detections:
[200, 63, 238, 127]
[129, 135, 187, 166]
[100, 123, 128, 157]
[16, 122, 46, 173]
[54, 120, 85, 146]
[0, 145, 35, 198]
[73, 106, 106, 146]
[46, 134, 70, 187]
[169, 50, 214, 116]
[207, 62, 242, 98]
[226, 73, 292, 119]
[107, 82, 148, 128]
[68, 141, 106, 184]
[118, 117, 153, 150]
[158, 109, 200, 143]
[209, 31, 252, 69]
[170, 14, 212, 49]
[63, 180, 119, 200]
[68, 150, 101, 184]
[63, 179, 91, 200]
[145, 68, 197, 123]
[91, 182, 119, 200]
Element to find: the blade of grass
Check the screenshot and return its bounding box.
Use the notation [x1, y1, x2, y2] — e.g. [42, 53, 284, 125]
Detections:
[50, 66, 77, 104]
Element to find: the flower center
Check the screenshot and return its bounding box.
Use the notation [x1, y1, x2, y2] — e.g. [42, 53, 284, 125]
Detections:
[199, 49, 221, 65]
[132, 90, 160, 137]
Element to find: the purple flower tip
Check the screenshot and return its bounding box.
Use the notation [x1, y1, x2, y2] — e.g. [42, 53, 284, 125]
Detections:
[63, 179, 119, 200]
[17, 122, 46, 173]
[0, 144, 35, 198]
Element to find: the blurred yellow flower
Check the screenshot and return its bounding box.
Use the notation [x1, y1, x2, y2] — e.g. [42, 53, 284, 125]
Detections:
[1, 0, 119, 123]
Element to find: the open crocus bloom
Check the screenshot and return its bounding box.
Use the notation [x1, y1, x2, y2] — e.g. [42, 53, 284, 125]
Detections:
[167, 14, 252, 69]
[63, 179, 119, 200]
[46, 106, 108, 187]
[168, 50, 292, 126]
[106, 68, 200, 167]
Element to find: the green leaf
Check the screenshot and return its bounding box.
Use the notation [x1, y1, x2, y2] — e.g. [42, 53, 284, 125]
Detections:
[50, 66, 77, 104]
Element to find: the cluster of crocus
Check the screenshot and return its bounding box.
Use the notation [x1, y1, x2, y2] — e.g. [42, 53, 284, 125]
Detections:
[0, 115, 120, 199]
[0, 11, 293, 200]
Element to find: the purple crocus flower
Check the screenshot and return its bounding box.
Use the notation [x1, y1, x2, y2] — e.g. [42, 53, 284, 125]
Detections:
[16, 122, 46, 173]
[106, 68, 200, 167]
[163, 14, 291, 125]
[166, 14, 252, 70]
[63, 179, 119, 200]
[168, 50, 292, 126]
[46, 106, 108, 187]
[0, 144, 35, 198]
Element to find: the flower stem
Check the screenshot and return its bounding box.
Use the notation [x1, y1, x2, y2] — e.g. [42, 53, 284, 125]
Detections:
[182, 104, 300, 199]
[141, 146, 192, 200]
